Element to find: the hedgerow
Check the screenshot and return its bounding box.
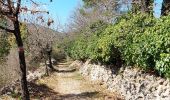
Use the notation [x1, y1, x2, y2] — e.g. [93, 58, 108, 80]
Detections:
[65, 13, 170, 78]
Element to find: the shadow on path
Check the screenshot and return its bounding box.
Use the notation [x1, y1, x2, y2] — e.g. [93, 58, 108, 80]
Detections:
[29, 82, 103, 99]
[59, 91, 100, 99]
[29, 82, 59, 99]
[55, 68, 76, 73]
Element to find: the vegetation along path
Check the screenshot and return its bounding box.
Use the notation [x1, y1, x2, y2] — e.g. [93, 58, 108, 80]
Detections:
[30, 60, 119, 100]
[0, 60, 121, 100]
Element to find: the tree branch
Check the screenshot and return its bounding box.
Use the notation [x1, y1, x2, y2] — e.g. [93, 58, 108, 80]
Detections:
[20, 7, 49, 14]
[0, 25, 14, 33]
[0, 0, 5, 5]
[0, 9, 12, 16]
[0, 1, 10, 9]
[15, 0, 21, 15]
[30, 0, 39, 6]
[7, 0, 13, 13]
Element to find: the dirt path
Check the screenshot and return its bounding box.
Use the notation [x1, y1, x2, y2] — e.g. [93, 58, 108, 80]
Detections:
[32, 60, 120, 100]
[0, 60, 120, 100]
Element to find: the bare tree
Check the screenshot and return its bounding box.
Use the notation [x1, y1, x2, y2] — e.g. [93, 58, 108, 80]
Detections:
[67, 0, 121, 35]
[26, 22, 57, 71]
[0, 0, 52, 99]
[20, 12, 60, 74]
[0, 0, 30, 99]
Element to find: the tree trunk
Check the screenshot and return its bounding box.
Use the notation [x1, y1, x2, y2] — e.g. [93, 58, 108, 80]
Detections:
[132, 0, 153, 14]
[161, 0, 170, 16]
[46, 44, 54, 70]
[13, 19, 30, 100]
[44, 56, 49, 76]
[48, 51, 54, 70]
[141, 0, 153, 13]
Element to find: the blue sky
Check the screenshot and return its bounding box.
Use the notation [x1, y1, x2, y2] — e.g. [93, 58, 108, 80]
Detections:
[35, 0, 82, 26]
[43, 0, 163, 24]
[25, 0, 163, 28]
[154, 0, 163, 18]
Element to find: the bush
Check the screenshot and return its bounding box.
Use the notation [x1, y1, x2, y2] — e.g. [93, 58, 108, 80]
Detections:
[156, 53, 170, 77]
[0, 34, 10, 57]
[0, 19, 10, 58]
[65, 20, 109, 62]
[66, 36, 87, 60]
[65, 13, 170, 78]
[102, 13, 169, 71]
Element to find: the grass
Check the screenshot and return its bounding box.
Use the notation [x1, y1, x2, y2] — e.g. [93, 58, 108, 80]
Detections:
[73, 72, 83, 80]
[0, 49, 20, 86]
[0, 61, 19, 89]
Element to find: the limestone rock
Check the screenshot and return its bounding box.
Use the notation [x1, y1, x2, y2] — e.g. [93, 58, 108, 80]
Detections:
[77, 60, 170, 100]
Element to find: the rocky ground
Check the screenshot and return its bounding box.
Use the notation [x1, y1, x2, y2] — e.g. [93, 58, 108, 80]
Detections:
[0, 60, 120, 100]
[2, 59, 170, 100]
[78, 60, 170, 100]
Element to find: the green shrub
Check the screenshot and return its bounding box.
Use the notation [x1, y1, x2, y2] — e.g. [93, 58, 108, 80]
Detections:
[66, 36, 88, 60]
[0, 18, 10, 58]
[65, 13, 170, 78]
[156, 53, 170, 77]
[65, 20, 109, 62]
[104, 13, 169, 71]
[0, 34, 10, 57]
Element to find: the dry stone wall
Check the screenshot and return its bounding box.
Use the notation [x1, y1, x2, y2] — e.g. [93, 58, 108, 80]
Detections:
[76, 60, 170, 100]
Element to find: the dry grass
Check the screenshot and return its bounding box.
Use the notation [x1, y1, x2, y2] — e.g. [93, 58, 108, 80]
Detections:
[32, 61, 120, 100]
[0, 48, 20, 88]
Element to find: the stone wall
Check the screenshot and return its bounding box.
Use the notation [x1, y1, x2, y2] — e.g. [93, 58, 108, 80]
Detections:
[0, 65, 46, 96]
[75, 60, 170, 100]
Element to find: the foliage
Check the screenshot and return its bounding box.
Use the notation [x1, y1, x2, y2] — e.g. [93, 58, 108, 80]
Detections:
[20, 23, 29, 41]
[0, 18, 10, 58]
[65, 13, 170, 78]
[156, 53, 170, 77]
[8, 23, 29, 47]
[82, 0, 97, 7]
[66, 36, 88, 60]
[65, 20, 110, 62]
[106, 13, 170, 73]
[0, 34, 10, 57]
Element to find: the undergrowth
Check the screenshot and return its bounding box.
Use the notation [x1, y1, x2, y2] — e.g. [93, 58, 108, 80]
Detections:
[65, 13, 170, 78]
